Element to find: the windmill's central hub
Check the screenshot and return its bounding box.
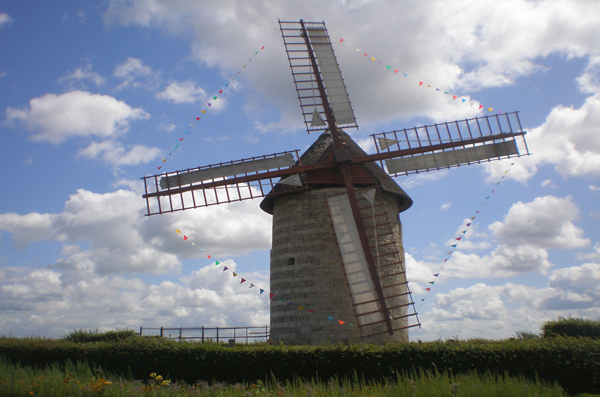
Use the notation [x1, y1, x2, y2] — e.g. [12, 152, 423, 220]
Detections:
[334, 148, 353, 165]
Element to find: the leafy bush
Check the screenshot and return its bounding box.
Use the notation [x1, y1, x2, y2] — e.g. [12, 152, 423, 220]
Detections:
[62, 329, 138, 343]
[1, 336, 599, 395]
[542, 317, 600, 339]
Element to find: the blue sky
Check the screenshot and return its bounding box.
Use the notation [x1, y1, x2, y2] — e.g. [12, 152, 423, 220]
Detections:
[1, 1, 599, 340]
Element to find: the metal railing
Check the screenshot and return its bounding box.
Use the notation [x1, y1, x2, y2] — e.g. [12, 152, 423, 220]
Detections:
[139, 326, 269, 344]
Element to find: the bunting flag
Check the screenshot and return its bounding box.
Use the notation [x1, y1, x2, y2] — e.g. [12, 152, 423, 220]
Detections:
[183, 236, 188, 241]
[240, 278, 246, 284]
[418, 161, 517, 309]
[335, 37, 508, 114]
[151, 44, 266, 171]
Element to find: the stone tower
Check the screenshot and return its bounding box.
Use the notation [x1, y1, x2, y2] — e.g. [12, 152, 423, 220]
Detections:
[260, 130, 413, 345]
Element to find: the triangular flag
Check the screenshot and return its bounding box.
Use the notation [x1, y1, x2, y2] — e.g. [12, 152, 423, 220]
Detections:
[371, 57, 375, 61]
[260, 289, 265, 294]
[189, 124, 195, 127]
[261, 46, 264, 49]
[213, 96, 217, 100]
[240, 278, 246, 284]
[451, 244, 457, 248]
[377, 137, 400, 150]
[339, 321, 344, 325]
[327, 317, 333, 321]
[308, 309, 314, 313]
[386, 65, 391, 69]
[191, 242, 195, 245]
[488, 108, 493, 112]
[223, 266, 228, 271]
[233, 272, 237, 277]
[269, 293, 274, 299]
[207, 255, 211, 258]
[455, 237, 462, 241]
[174, 145, 178, 148]
[279, 174, 303, 187]
[364, 53, 368, 56]
[157, 166, 162, 170]
[219, 90, 223, 94]
[299, 305, 304, 310]
[288, 301, 294, 306]
[215, 261, 220, 265]
[200, 249, 203, 252]
[201, 110, 206, 114]
[421, 298, 425, 302]
[183, 236, 188, 241]
[310, 108, 326, 127]
[419, 81, 423, 86]
[443, 259, 447, 262]
[425, 288, 431, 291]
[362, 188, 376, 204]
[462, 98, 466, 103]
[453, 95, 457, 100]
[162, 159, 166, 162]
[462, 230, 467, 234]
[196, 117, 200, 120]
[470, 216, 476, 219]
[207, 103, 212, 107]
[340, 38, 344, 42]
[185, 131, 189, 134]
[433, 273, 439, 277]
[476, 211, 480, 213]
[179, 138, 183, 141]
[249, 283, 255, 288]
[176, 229, 181, 233]
[466, 223, 471, 226]
[429, 281, 435, 284]
[394, 69, 398, 73]
[478, 105, 484, 109]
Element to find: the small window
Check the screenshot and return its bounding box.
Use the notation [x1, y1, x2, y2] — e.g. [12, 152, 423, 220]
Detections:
[287, 258, 295, 266]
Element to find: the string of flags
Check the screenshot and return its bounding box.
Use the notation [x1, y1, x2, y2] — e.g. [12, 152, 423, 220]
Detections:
[417, 162, 516, 310]
[155, 45, 266, 171]
[335, 37, 506, 115]
[174, 228, 356, 328]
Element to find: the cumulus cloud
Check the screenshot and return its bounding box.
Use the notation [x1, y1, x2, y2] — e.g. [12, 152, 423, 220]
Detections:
[77, 140, 161, 166]
[104, 0, 600, 131]
[0, 187, 272, 275]
[113, 57, 158, 90]
[4, 91, 150, 144]
[0, 12, 14, 28]
[156, 80, 208, 104]
[489, 195, 590, 249]
[59, 64, 106, 87]
[0, 261, 270, 337]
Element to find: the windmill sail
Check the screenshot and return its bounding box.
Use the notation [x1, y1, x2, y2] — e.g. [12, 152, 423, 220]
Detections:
[280, 20, 358, 133]
[373, 111, 529, 176]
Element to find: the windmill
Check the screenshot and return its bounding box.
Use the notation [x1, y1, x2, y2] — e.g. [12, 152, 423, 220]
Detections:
[141, 20, 529, 344]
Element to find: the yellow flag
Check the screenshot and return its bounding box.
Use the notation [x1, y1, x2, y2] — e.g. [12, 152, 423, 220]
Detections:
[488, 107, 493, 112]
[162, 159, 166, 162]
[176, 229, 180, 233]
[233, 272, 237, 277]
[298, 306, 304, 310]
[201, 110, 206, 114]
[371, 57, 375, 61]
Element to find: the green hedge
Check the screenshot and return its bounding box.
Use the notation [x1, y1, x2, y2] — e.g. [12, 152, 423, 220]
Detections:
[1, 336, 599, 395]
[62, 329, 139, 343]
[543, 317, 600, 339]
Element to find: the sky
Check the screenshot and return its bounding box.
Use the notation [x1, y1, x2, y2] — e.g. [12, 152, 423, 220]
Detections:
[1, 0, 599, 341]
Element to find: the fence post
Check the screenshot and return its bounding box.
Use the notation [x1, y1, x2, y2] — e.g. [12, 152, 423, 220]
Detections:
[202, 326, 204, 343]
[160, 327, 163, 338]
[179, 328, 182, 342]
[216, 327, 219, 343]
[266, 325, 269, 342]
[139, 327, 142, 337]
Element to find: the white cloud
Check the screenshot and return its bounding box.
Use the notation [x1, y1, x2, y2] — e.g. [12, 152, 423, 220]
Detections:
[4, 91, 150, 144]
[590, 185, 600, 191]
[77, 140, 161, 166]
[156, 80, 208, 104]
[103, 0, 600, 131]
[577, 242, 600, 261]
[577, 54, 600, 95]
[113, 57, 158, 90]
[0, 12, 14, 28]
[440, 202, 452, 211]
[59, 64, 106, 87]
[0, 261, 270, 337]
[489, 195, 590, 249]
[0, 187, 272, 275]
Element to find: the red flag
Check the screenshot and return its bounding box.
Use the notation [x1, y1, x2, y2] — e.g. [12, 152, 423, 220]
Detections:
[419, 81, 423, 86]
[364, 53, 368, 56]
[426, 287, 431, 291]
[219, 90, 223, 94]
[261, 45, 265, 49]
[196, 117, 200, 120]
[455, 237, 462, 241]
[207, 255, 211, 258]
[308, 309, 314, 314]
[340, 38, 344, 42]
[157, 166, 162, 170]
[394, 69, 398, 73]
[269, 293, 274, 299]
[339, 320, 344, 325]
[241, 278, 246, 284]
[478, 104, 484, 109]
[180, 138, 184, 141]
[452, 95, 457, 100]
[183, 236, 188, 241]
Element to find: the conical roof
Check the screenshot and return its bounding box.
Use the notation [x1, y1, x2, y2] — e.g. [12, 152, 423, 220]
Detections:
[260, 130, 412, 214]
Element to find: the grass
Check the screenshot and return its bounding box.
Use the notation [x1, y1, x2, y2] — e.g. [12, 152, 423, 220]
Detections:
[0, 357, 571, 397]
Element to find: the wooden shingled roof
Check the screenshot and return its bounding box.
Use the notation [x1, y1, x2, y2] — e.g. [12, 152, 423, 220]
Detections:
[260, 130, 413, 215]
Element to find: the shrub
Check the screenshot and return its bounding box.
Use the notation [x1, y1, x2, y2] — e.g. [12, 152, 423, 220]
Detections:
[62, 329, 138, 343]
[542, 317, 600, 339]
